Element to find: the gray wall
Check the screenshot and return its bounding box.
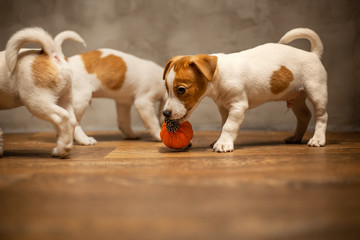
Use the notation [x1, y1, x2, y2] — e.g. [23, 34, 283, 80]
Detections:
[0, 0, 359, 133]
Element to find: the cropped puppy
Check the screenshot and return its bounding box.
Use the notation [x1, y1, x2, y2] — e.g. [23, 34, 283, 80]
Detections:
[0, 28, 85, 158]
[163, 28, 328, 152]
[55, 31, 167, 145]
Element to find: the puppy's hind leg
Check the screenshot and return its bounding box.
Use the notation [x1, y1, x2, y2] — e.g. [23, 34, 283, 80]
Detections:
[24, 97, 73, 158]
[305, 75, 328, 147]
[116, 102, 140, 140]
[285, 92, 312, 144]
[72, 93, 97, 145]
[74, 125, 97, 145]
[307, 99, 328, 147]
[134, 98, 162, 141]
[58, 88, 77, 138]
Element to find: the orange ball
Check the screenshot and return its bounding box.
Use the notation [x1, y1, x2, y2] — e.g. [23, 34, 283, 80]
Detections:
[160, 121, 193, 149]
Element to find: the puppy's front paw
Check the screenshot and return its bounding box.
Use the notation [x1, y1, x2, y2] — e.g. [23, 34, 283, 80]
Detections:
[51, 146, 70, 159]
[307, 136, 325, 147]
[77, 136, 97, 146]
[125, 133, 141, 140]
[213, 140, 234, 153]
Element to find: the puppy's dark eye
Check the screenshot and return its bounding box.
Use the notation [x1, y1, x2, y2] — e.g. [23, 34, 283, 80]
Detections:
[177, 86, 186, 95]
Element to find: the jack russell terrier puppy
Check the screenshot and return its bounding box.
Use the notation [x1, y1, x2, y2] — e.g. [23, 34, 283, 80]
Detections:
[0, 28, 85, 158]
[163, 28, 328, 152]
[55, 31, 167, 145]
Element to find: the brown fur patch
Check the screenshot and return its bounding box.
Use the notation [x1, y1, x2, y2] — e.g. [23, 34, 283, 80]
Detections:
[174, 67, 208, 111]
[270, 66, 294, 94]
[163, 55, 217, 82]
[81, 50, 127, 90]
[172, 61, 208, 111]
[32, 54, 59, 89]
[163, 55, 185, 80]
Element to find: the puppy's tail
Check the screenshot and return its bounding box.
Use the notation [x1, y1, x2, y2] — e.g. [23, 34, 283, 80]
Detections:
[5, 27, 58, 75]
[279, 28, 323, 59]
[54, 31, 87, 55]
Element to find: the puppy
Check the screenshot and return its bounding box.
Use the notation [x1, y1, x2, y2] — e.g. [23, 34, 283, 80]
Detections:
[55, 31, 167, 145]
[0, 27, 85, 158]
[162, 28, 328, 152]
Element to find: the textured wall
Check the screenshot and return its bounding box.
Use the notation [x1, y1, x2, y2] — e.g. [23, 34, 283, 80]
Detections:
[0, 0, 359, 133]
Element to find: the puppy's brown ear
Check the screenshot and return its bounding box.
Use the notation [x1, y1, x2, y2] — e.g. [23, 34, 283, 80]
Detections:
[163, 56, 184, 80]
[191, 55, 218, 82]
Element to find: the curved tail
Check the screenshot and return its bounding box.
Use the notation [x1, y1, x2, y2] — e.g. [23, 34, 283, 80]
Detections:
[54, 31, 87, 55]
[279, 28, 323, 59]
[5, 27, 58, 75]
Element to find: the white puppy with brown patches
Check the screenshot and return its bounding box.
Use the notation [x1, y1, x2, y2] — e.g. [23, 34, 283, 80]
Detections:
[55, 32, 167, 145]
[163, 28, 328, 153]
[0, 27, 85, 158]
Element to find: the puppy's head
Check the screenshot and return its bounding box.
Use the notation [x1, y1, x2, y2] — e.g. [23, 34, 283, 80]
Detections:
[162, 54, 218, 122]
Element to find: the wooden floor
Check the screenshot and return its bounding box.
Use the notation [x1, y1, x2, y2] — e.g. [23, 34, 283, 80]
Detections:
[0, 131, 360, 240]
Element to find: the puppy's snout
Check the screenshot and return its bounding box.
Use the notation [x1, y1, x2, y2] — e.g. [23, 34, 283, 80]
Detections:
[163, 110, 172, 118]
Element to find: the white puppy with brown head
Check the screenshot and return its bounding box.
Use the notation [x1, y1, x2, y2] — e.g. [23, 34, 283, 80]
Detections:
[0, 27, 85, 158]
[55, 32, 167, 145]
[163, 28, 328, 152]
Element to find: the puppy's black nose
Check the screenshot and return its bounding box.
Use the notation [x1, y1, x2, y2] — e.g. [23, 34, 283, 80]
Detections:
[163, 110, 172, 118]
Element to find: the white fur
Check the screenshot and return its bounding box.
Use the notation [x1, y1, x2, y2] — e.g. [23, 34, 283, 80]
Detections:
[0, 27, 81, 158]
[165, 28, 328, 152]
[55, 35, 167, 144]
[163, 69, 189, 120]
